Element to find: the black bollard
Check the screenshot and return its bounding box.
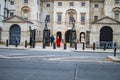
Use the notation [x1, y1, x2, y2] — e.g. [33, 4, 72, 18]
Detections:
[6, 39, 8, 47]
[43, 42, 45, 49]
[114, 43, 117, 57]
[25, 40, 27, 48]
[82, 43, 85, 50]
[53, 42, 56, 49]
[93, 42, 95, 50]
[64, 43, 67, 50]
[114, 48, 117, 57]
[15, 40, 17, 47]
[75, 42, 77, 50]
[103, 43, 106, 51]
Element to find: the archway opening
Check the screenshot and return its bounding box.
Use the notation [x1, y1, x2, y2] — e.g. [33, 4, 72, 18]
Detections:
[56, 31, 62, 41]
[9, 24, 21, 45]
[100, 26, 113, 48]
[100, 26, 113, 42]
[80, 32, 85, 43]
[65, 30, 71, 42]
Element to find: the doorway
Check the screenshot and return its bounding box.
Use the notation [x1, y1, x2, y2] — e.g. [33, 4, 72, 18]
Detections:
[9, 24, 21, 45]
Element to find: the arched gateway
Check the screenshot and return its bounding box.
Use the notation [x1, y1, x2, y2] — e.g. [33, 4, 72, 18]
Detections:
[9, 24, 21, 45]
[100, 26, 113, 42]
[100, 26, 113, 48]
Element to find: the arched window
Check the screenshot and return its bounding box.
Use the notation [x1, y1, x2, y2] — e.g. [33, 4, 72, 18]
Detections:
[65, 9, 77, 25]
[80, 32, 85, 43]
[21, 6, 30, 20]
[112, 7, 120, 21]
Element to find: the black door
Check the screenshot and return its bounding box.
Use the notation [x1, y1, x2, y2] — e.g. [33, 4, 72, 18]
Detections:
[9, 24, 21, 45]
[100, 26, 113, 48]
[65, 30, 71, 42]
[100, 26, 113, 42]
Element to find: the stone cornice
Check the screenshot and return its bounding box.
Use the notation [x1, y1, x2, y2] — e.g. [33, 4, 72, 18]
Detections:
[90, 0, 104, 3]
[55, 0, 89, 1]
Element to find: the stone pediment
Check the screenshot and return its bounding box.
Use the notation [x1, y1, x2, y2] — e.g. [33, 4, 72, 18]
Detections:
[93, 16, 120, 24]
[3, 15, 33, 24]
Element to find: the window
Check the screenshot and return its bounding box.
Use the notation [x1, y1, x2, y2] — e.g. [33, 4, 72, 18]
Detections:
[94, 4, 99, 8]
[23, 12, 28, 20]
[24, 0, 28, 3]
[58, 2, 62, 6]
[22, 6, 30, 20]
[10, 12, 14, 16]
[57, 13, 62, 24]
[69, 15, 73, 22]
[81, 13, 85, 24]
[46, 15, 50, 22]
[70, 2, 74, 6]
[10, 1, 14, 5]
[94, 16, 98, 21]
[115, 0, 120, 4]
[46, 4, 50, 7]
[114, 13, 119, 20]
[81, 2, 85, 6]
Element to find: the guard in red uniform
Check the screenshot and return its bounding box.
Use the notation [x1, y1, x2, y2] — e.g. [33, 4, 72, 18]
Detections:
[56, 36, 61, 47]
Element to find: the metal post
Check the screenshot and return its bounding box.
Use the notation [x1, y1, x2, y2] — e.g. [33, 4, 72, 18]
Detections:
[82, 42, 85, 50]
[93, 42, 95, 50]
[15, 39, 17, 47]
[6, 39, 8, 47]
[43, 42, 45, 49]
[114, 43, 117, 57]
[114, 48, 117, 57]
[64, 43, 67, 50]
[25, 40, 27, 48]
[75, 42, 77, 50]
[33, 29, 36, 48]
[53, 42, 56, 49]
[103, 43, 106, 51]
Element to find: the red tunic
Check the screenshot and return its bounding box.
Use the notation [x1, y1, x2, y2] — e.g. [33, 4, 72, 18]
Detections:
[56, 38, 60, 47]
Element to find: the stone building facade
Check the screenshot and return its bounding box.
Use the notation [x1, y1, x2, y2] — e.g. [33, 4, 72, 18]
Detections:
[0, 0, 120, 48]
[0, 0, 41, 45]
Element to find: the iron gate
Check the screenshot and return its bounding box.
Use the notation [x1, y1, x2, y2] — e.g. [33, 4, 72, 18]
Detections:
[95, 41, 118, 49]
[9, 25, 21, 45]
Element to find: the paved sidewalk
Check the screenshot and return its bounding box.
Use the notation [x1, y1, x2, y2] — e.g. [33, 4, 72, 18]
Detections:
[0, 43, 120, 62]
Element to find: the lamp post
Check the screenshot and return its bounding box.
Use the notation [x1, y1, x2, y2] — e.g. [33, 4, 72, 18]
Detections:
[43, 16, 50, 47]
[29, 26, 36, 48]
[29, 26, 32, 48]
[70, 17, 76, 48]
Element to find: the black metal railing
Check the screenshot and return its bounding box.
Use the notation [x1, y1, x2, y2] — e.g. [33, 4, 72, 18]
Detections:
[95, 41, 118, 49]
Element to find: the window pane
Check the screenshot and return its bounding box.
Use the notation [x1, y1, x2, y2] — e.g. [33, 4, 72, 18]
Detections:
[24, 12, 28, 20]
[58, 2, 62, 6]
[10, 12, 14, 16]
[58, 14, 62, 22]
[81, 2, 85, 6]
[46, 4, 50, 7]
[70, 2, 74, 6]
[94, 16, 98, 21]
[81, 14, 85, 24]
[24, 0, 28, 3]
[115, 0, 120, 4]
[46, 15, 50, 22]
[95, 4, 98, 8]
[115, 13, 119, 20]
[10, 1, 14, 5]
[69, 15, 73, 22]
